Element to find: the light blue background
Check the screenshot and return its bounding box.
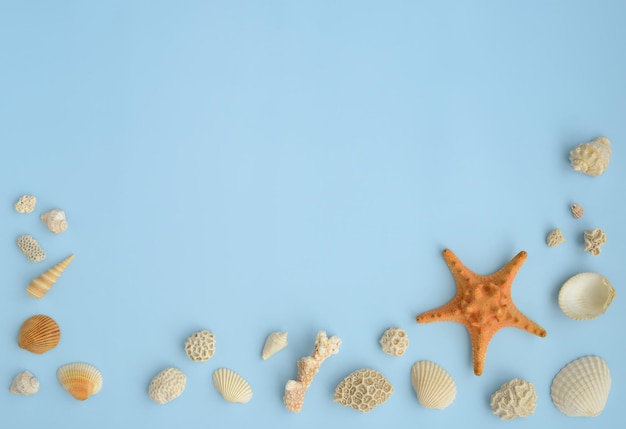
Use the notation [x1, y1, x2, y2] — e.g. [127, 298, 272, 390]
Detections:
[1, 1, 624, 428]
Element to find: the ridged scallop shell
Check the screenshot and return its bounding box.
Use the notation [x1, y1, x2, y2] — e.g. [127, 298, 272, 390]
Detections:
[148, 368, 186, 404]
[571, 203, 584, 219]
[16, 234, 46, 263]
[41, 209, 68, 234]
[490, 378, 537, 420]
[26, 254, 75, 299]
[262, 331, 288, 360]
[212, 368, 253, 404]
[18, 314, 61, 354]
[558, 273, 616, 320]
[551, 356, 611, 417]
[411, 361, 456, 410]
[546, 228, 565, 247]
[57, 362, 103, 401]
[15, 195, 36, 213]
[10, 371, 40, 396]
[569, 137, 611, 177]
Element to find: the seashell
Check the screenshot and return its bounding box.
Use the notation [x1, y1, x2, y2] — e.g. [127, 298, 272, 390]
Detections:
[379, 327, 409, 357]
[26, 254, 75, 299]
[212, 368, 253, 404]
[411, 361, 456, 410]
[262, 331, 288, 360]
[14, 195, 36, 213]
[184, 329, 215, 362]
[546, 228, 565, 247]
[57, 362, 103, 401]
[10, 371, 40, 396]
[333, 368, 394, 413]
[490, 378, 537, 420]
[569, 137, 611, 177]
[584, 228, 606, 256]
[558, 272, 616, 320]
[551, 356, 611, 417]
[17, 314, 61, 354]
[571, 203, 584, 219]
[40, 209, 68, 234]
[149, 368, 186, 404]
[16, 234, 46, 263]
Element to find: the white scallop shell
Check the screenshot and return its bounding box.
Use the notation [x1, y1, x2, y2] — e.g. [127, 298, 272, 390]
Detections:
[41, 209, 68, 234]
[558, 273, 616, 320]
[551, 356, 611, 417]
[411, 361, 456, 410]
[569, 137, 611, 177]
[212, 368, 252, 404]
[10, 371, 40, 396]
[262, 331, 288, 360]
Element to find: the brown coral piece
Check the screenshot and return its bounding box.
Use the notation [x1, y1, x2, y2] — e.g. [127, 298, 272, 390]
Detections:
[283, 331, 341, 412]
[416, 249, 547, 376]
[333, 369, 394, 412]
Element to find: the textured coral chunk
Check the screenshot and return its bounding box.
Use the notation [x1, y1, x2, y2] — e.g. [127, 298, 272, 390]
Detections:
[334, 369, 394, 412]
[15, 195, 37, 213]
[17, 235, 46, 263]
[148, 368, 186, 404]
[546, 228, 565, 247]
[379, 327, 409, 356]
[583, 228, 606, 256]
[491, 378, 537, 420]
[184, 330, 215, 362]
[571, 203, 584, 219]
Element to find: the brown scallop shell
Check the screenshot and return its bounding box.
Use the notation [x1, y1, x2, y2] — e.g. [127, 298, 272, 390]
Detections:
[17, 315, 61, 354]
[57, 362, 103, 400]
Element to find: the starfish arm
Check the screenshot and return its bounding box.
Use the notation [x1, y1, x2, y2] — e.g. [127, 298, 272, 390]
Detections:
[506, 307, 548, 338]
[485, 251, 528, 292]
[466, 326, 495, 376]
[416, 299, 464, 324]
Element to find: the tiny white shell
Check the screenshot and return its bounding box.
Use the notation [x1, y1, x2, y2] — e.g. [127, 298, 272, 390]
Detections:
[411, 361, 456, 410]
[212, 368, 252, 404]
[558, 273, 616, 320]
[262, 331, 288, 360]
[10, 371, 40, 396]
[551, 356, 611, 417]
[41, 209, 68, 234]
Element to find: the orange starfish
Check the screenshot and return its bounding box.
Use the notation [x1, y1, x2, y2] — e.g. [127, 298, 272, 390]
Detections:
[416, 249, 547, 376]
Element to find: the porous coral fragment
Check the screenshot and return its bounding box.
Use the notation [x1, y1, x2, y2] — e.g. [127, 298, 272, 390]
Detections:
[184, 330, 215, 362]
[16, 234, 46, 263]
[416, 249, 547, 376]
[148, 368, 186, 404]
[15, 195, 36, 213]
[546, 228, 565, 247]
[491, 378, 537, 420]
[379, 327, 409, 357]
[334, 369, 393, 412]
[583, 228, 606, 256]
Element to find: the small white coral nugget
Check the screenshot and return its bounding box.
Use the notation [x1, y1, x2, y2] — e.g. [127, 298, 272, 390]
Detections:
[10, 371, 40, 396]
[40, 209, 68, 234]
[571, 203, 584, 219]
[148, 368, 186, 404]
[262, 331, 288, 360]
[184, 329, 215, 362]
[569, 137, 611, 176]
[546, 228, 565, 247]
[379, 327, 409, 357]
[283, 331, 341, 412]
[334, 369, 394, 412]
[490, 378, 537, 420]
[584, 228, 606, 256]
[14, 195, 36, 213]
[16, 234, 46, 263]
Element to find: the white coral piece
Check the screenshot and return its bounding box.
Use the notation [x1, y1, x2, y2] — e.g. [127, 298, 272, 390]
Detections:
[491, 378, 537, 420]
[16, 235, 46, 263]
[546, 228, 565, 247]
[379, 327, 409, 357]
[584, 228, 606, 256]
[148, 368, 186, 404]
[571, 203, 584, 219]
[334, 368, 394, 413]
[14, 195, 36, 213]
[184, 330, 215, 362]
[10, 371, 40, 396]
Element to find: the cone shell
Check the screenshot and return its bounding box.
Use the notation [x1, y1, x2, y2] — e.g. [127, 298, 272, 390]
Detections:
[10, 371, 40, 396]
[569, 137, 611, 177]
[262, 331, 288, 360]
[17, 314, 61, 354]
[558, 273, 616, 320]
[551, 356, 611, 417]
[411, 361, 456, 410]
[57, 362, 103, 401]
[212, 368, 253, 404]
[40, 209, 68, 234]
[26, 254, 75, 299]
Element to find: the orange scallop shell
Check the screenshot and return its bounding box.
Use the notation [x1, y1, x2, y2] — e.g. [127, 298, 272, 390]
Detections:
[17, 314, 61, 354]
[57, 362, 103, 401]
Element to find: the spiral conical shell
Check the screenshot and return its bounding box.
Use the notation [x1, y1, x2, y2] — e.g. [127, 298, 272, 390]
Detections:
[40, 209, 68, 234]
[57, 362, 103, 401]
[213, 368, 253, 404]
[26, 255, 75, 299]
[411, 361, 456, 410]
[262, 331, 288, 360]
[10, 371, 40, 396]
[569, 137, 611, 177]
[17, 314, 61, 354]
